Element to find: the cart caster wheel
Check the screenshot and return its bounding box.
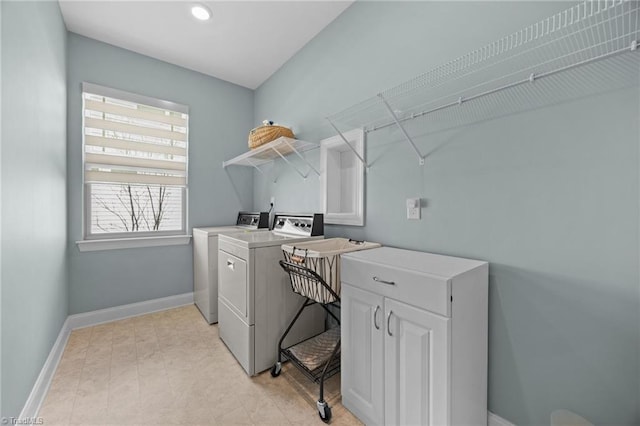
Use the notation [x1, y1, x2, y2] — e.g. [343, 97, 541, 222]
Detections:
[270, 362, 281, 377]
[317, 401, 331, 423]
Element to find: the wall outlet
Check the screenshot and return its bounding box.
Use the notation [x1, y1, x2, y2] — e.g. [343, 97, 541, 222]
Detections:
[406, 198, 421, 220]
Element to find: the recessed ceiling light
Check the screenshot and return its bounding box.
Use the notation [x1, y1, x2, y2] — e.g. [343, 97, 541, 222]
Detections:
[191, 4, 211, 21]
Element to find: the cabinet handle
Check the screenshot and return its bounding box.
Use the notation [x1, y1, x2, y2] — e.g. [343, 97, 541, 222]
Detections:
[373, 276, 395, 286]
[227, 260, 235, 270]
[387, 310, 394, 337]
[373, 305, 380, 330]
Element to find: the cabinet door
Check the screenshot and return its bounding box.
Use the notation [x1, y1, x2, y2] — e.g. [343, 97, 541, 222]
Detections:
[342, 285, 385, 425]
[384, 299, 450, 426]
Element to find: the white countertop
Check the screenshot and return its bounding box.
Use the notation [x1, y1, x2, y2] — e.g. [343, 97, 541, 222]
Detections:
[192, 226, 269, 235]
[219, 231, 323, 248]
[341, 246, 487, 279]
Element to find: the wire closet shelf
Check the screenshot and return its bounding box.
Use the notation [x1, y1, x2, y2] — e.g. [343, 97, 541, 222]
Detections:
[222, 136, 319, 179]
[327, 0, 640, 166]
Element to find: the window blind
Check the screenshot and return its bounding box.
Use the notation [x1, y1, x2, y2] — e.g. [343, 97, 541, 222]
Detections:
[82, 83, 189, 238]
[82, 83, 188, 187]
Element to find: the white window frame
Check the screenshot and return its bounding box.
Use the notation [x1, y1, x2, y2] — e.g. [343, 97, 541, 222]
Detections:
[77, 83, 190, 251]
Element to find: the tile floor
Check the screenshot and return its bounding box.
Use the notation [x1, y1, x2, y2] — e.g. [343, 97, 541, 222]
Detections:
[39, 305, 362, 425]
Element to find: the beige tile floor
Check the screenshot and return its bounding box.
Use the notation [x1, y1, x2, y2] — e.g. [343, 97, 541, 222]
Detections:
[39, 305, 362, 426]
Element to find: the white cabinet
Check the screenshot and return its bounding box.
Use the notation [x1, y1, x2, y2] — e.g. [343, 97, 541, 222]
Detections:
[341, 247, 488, 426]
[384, 298, 449, 426]
[341, 285, 384, 425]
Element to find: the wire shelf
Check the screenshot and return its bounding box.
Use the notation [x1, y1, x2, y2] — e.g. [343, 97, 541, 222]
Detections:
[223, 136, 319, 179]
[223, 137, 317, 167]
[327, 0, 640, 164]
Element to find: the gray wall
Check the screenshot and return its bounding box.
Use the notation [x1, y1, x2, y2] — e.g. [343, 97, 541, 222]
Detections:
[67, 34, 254, 314]
[253, 2, 640, 425]
[1, 1, 68, 418]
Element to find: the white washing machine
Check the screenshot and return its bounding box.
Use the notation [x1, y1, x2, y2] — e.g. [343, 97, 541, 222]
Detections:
[192, 212, 269, 324]
[218, 213, 325, 376]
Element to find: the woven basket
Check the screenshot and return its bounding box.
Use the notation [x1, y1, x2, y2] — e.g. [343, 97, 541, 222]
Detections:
[248, 125, 294, 149]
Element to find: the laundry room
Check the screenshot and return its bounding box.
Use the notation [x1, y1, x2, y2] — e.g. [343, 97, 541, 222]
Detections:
[1, 1, 639, 425]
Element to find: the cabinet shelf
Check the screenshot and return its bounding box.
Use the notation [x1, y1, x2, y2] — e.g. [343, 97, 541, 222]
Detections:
[327, 0, 640, 166]
[223, 136, 319, 179]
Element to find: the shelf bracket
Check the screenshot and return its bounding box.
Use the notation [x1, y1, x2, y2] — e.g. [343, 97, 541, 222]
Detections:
[270, 146, 308, 180]
[245, 158, 265, 175]
[378, 94, 426, 166]
[282, 138, 320, 177]
[325, 118, 368, 168]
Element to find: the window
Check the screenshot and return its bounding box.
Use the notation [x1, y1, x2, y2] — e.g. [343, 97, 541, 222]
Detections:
[82, 83, 188, 241]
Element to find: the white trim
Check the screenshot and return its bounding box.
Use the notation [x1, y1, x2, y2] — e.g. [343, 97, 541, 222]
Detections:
[19, 318, 71, 420]
[67, 292, 194, 330]
[320, 128, 365, 226]
[76, 234, 191, 252]
[18, 292, 194, 419]
[489, 411, 517, 426]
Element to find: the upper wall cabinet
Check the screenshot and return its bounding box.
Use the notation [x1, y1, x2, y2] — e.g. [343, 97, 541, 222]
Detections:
[320, 129, 364, 226]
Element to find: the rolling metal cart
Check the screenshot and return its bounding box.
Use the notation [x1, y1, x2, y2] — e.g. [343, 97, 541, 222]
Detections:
[270, 238, 381, 423]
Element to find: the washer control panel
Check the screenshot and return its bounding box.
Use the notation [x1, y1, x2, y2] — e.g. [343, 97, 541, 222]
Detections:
[272, 213, 324, 236]
[236, 212, 270, 229]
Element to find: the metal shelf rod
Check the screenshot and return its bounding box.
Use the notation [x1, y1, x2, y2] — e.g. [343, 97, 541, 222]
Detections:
[283, 138, 320, 176]
[378, 93, 426, 165]
[367, 41, 639, 135]
[271, 146, 308, 179]
[325, 118, 368, 167]
[246, 158, 265, 175]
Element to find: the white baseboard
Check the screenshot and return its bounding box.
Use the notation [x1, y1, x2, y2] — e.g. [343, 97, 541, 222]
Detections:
[19, 292, 194, 419]
[18, 317, 71, 421]
[66, 292, 194, 329]
[489, 411, 517, 426]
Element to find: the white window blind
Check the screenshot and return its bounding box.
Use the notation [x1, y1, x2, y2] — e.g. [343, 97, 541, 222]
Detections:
[82, 83, 189, 238]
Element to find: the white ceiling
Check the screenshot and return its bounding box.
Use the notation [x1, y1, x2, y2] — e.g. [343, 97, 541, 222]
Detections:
[58, 1, 353, 89]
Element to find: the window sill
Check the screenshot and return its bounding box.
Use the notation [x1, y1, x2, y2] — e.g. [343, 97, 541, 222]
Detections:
[76, 235, 192, 252]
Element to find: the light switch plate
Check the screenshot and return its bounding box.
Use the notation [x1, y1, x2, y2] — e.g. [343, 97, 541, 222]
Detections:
[406, 198, 421, 220]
